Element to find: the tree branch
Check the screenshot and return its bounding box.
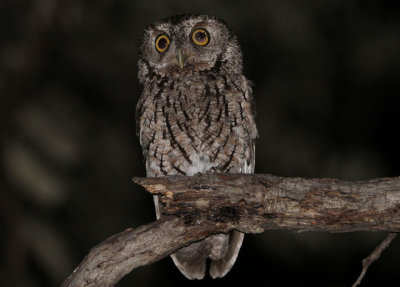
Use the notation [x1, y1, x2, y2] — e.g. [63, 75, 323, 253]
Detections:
[61, 216, 226, 287]
[136, 173, 400, 233]
[352, 232, 398, 287]
[62, 173, 400, 286]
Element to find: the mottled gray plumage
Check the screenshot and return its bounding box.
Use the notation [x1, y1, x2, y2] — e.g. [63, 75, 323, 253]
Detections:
[136, 14, 257, 279]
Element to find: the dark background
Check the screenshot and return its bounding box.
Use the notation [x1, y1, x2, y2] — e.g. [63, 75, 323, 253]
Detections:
[1, 0, 400, 286]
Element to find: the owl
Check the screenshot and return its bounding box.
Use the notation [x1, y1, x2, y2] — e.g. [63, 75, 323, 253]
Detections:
[136, 14, 257, 279]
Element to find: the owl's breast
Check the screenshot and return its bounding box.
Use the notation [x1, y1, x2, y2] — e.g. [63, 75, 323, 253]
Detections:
[137, 75, 256, 177]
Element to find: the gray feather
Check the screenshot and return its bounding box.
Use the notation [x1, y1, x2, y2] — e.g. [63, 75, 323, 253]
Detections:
[137, 14, 257, 279]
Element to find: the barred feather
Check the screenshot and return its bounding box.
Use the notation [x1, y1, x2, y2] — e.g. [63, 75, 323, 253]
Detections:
[136, 14, 257, 279]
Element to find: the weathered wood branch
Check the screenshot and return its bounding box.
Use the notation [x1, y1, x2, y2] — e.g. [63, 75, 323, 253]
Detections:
[61, 216, 226, 287]
[62, 173, 400, 287]
[137, 173, 400, 233]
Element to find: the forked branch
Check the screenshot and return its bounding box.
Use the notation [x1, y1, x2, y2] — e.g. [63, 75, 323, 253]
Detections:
[62, 173, 400, 287]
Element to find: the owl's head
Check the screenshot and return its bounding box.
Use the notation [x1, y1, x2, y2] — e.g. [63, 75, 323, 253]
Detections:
[138, 14, 243, 82]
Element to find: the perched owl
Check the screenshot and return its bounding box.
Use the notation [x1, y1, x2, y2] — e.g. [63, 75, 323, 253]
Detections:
[136, 14, 257, 279]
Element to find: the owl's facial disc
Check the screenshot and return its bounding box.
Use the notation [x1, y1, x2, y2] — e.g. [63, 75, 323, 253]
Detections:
[154, 29, 219, 75]
[140, 15, 242, 78]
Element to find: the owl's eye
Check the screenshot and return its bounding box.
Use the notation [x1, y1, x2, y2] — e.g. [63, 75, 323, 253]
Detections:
[155, 34, 170, 53]
[191, 28, 210, 46]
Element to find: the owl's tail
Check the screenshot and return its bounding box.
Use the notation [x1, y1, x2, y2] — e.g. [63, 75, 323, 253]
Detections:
[154, 195, 244, 279]
[170, 231, 244, 279]
[209, 231, 244, 278]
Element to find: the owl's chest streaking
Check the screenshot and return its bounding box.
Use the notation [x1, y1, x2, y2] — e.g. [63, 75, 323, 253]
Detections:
[136, 73, 257, 177]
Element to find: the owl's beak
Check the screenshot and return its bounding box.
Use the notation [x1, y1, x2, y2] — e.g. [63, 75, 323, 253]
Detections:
[176, 49, 185, 68]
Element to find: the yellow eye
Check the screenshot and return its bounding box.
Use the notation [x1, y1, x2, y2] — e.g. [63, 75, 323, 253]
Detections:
[191, 28, 209, 46]
[155, 34, 170, 53]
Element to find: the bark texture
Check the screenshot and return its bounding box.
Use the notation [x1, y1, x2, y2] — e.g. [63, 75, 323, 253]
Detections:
[62, 173, 400, 287]
[61, 217, 225, 287]
[136, 174, 400, 233]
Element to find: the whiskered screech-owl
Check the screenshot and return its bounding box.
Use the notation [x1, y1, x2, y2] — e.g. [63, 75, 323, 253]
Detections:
[136, 14, 257, 279]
